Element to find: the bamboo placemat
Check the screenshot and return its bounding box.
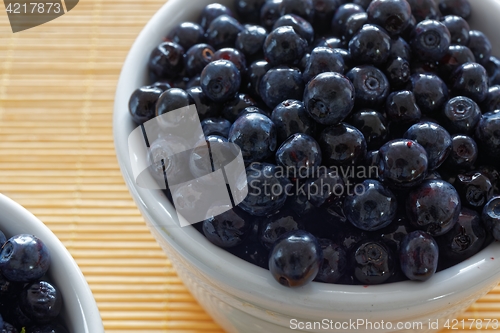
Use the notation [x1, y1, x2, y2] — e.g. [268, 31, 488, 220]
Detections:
[0, 1, 498, 332]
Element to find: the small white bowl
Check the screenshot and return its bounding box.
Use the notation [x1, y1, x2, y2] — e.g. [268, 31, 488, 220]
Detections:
[0, 194, 104, 333]
[113, 1, 500, 332]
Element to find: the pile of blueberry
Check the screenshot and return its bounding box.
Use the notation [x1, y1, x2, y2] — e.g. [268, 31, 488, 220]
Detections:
[0, 231, 68, 333]
[129, 0, 500, 287]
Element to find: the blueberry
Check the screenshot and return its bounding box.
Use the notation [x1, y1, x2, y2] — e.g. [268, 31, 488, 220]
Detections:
[439, 45, 475, 79]
[410, 20, 451, 61]
[0, 235, 50, 282]
[303, 47, 345, 83]
[273, 14, 314, 44]
[186, 86, 222, 120]
[399, 230, 439, 281]
[468, 30, 492, 66]
[260, 0, 283, 31]
[259, 66, 304, 109]
[147, 134, 191, 186]
[148, 42, 185, 80]
[485, 57, 500, 86]
[271, 99, 317, 144]
[234, 0, 266, 24]
[442, 96, 481, 135]
[385, 90, 422, 125]
[200, 60, 241, 103]
[444, 135, 478, 170]
[342, 12, 368, 43]
[378, 139, 428, 189]
[451, 62, 489, 103]
[410, 73, 448, 114]
[366, 0, 412, 36]
[314, 238, 347, 284]
[167, 22, 205, 50]
[184, 43, 215, 77]
[151, 81, 172, 92]
[203, 205, 253, 248]
[438, 0, 471, 19]
[331, 48, 353, 69]
[279, 0, 314, 21]
[235, 25, 268, 57]
[406, 0, 441, 22]
[269, 230, 322, 287]
[440, 15, 470, 45]
[206, 15, 244, 49]
[410, 59, 439, 75]
[406, 180, 461, 236]
[128, 86, 163, 125]
[303, 170, 345, 207]
[228, 243, 269, 269]
[379, 215, 415, 253]
[213, 48, 247, 73]
[312, 0, 341, 34]
[348, 24, 391, 66]
[246, 60, 271, 98]
[475, 110, 500, 164]
[260, 209, 303, 249]
[239, 106, 271, 119]
[263, 26, 308, 67]
[384, 57, 411, 89]
[189, 135, 229, 181]
[319, 123, 367, 166]
[349, 110, 388, 150]
[199, 3, 234, 30]
[346, 66, 390, 108]
[482, 85, 500, 113]
[228, 113, 276, 164]
[365, 150, 380, 170]
[482, 196, 500, 241]
[26, 324, 69, 333]
[275, 133, 322, 178]
[455, 171, 494, 209]
[187, 76, 201, 89]
[313, 36, 345, 50]
[353, 0, 372, 9]
[353, 241, 394, 285]
[390, 37, 411, 61]
[20, 281, 62, 324]
[221, 93, 257, 122]
[156, 88, 193, 118]
[331, 4, 365, 37]
[403, 122, 452, 170]
[344, 179, 397, 231]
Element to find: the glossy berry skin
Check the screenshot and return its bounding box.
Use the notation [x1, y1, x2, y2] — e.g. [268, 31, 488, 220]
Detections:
[167, 22, 205, 50]
[349, 24, 392, 66]
[200, 60, 241, 103]
[439, 0, 471, 19]
[384, 57, 411, 89]
[312, 0, 341, 34]
[213, 48, 247, 74]
[439, 45, 475, 79]
[148, 42, 185, 80]
[271, 99, 316, 144]
[235, 25, 267, 57]
[437, 208, 485, 264]
[239, 106, 270, 119]
[442, 96, 481, 135]
[221, 93, 256, 122]
[475, 110, 500, 163]
[353, 241, 394, 285]
[482, 85, 500, 113]
[379, 215, 415, 253]
[203, 206, 253, 248]
[385, 90, 422, 125]
[228, 113, 276, 164]
[263, 26, 308, 67]
[482, 196, 500, 241]
[184, 43, 215, 77]
[260, 0, 282, 31]
[346, 66, 390, 108]
[200, 118, 232, 138]
[406, 180, 461, 236]
[186, 86, 221, 120]
[269, 230, 322, 287]
[406, 0, 441, 23]
[485, 57, 500, 86]
[366, 0, 412, 36]
[260, 209, 303, 249]
[319, 123, 367, 166]
[279, 0, 314, 21]
[451, 63, 489, 103]
[20, 281, 62, 324]
[199, 3, 233, 30]
[156, 88, 193, 119]
[276, 133, 322, 178]
[314, 239, 347, 284]
[304, 47, 345, 82]
[378, 139, 428, 189]
[273, 14, 314, 44]
[468, 31, 492, 66]
[206, 15, 244, 49]
[26, 324, 69, 333]
[303, 170, 345, 207]
[246, 60, 271, 98]
[128, 86, 163, 125]
[445, 135, 478, 170]
[390, 37, 411, 61]
[404, 122, 452, 170]
[410, 20, 451, 61]
[313, 36, 344, 50]
[234, 0, 266, 24]
[331, 4, 365, 37]
[410, 73, 449, 114]
[0, 234, 50, 282]
[399, 231, 439, 281]
[260, 66, 304, 109]
[441, 15, 470, 46]
[342, 12, 368, 43]
[349, 110, 388, 150]
[344, 179, 397, 231]
[455, 172, 493, 209]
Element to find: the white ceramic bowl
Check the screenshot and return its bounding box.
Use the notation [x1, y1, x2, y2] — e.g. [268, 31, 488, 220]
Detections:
[0, 194, 104, 333]
[114, 1, 500, 332]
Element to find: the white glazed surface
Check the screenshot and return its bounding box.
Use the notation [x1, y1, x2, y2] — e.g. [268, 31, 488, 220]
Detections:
[0, 194, 104, 333]
[113, 0, 500, 332]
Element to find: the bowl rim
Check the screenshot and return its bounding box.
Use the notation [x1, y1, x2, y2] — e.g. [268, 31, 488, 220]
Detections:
[113, 0, 500, 320]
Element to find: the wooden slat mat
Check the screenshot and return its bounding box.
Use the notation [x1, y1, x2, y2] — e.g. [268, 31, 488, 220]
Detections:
[0, 1, 498, 332]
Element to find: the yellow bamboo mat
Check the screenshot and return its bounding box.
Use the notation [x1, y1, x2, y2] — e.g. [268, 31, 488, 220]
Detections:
[0, 1, 498, 332]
